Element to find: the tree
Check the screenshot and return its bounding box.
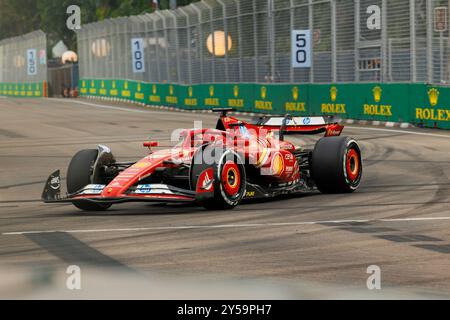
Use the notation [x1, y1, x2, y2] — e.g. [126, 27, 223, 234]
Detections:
[0, 0, 200, 52]
[0, 0, 39, 40]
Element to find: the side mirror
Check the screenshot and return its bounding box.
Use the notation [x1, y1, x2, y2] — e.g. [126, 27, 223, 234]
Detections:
[143, 141, 159, 153]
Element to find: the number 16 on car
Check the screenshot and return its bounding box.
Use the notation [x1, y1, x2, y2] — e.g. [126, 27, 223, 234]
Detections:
[292, 30, 311, 68]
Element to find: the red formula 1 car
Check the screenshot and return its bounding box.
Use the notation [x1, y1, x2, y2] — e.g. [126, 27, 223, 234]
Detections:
[42, 109, 362, 211]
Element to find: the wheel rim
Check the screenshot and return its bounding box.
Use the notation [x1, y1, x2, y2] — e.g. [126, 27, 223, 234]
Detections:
[221, 161, 241, 197]
[346, 148, 360, 182]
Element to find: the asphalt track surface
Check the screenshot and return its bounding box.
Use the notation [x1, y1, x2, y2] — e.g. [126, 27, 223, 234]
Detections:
[1, 97, 450, 298]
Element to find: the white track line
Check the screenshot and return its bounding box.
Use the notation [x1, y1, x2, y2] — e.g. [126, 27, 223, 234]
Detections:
[53, 98, 188, 116]
[53, 99, 152, 114]
[4, 216, 450, 236]
[53, 99, 221, 119]
[347, 126, 450, 139]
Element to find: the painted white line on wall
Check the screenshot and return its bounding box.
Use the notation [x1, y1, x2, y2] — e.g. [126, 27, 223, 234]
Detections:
[4, 216, 450, 236]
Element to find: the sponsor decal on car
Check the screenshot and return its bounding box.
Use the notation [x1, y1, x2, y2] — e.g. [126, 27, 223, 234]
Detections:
[133, 162, 151, 168]
[135, 184, 153, 194]
[133, 184, 175, 195]
[50, 176, 61, 190]
[239, 125, 251, 139]
[197, 168, 214, 193]
[80, 184, 105, 195]
[202, 172, 213, 190]
[245, 191, 256, 198]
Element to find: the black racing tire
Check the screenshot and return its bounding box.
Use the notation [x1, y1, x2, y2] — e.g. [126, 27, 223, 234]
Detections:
[67, 149, 112, 211]
[191, 145, 246, 210]
[311, 136, 362, 194]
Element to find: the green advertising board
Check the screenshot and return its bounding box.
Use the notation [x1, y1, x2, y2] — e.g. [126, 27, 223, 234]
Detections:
[78, 79, 450, 130]
[309, 84, 354, 119]
[178, 85, 201, 110]
[410, 84, 450, 129]
[252, 84, 283, 115]
[147, 83, 167, 106]
[353, 84, 410, 123]
[224, 83, 254, 112]
[199, 84, 226, 109]
[0, 82, 44, 98]
[279, 85, 309, 116]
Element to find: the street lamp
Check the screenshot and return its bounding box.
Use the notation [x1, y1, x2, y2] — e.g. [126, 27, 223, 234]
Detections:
[62, 51, 78, 64]
[91, 39, 110, 57]
[13, 55, 25, 68]
[206, 31, 232, 57]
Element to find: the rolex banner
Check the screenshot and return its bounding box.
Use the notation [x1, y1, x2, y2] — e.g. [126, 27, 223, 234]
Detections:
[0, 82, 45, 98]
[410, 84, 450, 129]
[78, 80, 450, 130]
[309, 84, 410, 123]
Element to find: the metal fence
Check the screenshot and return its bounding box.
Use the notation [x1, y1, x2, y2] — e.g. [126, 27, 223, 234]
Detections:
[77, 0, 450, 85]
[0, 30, 47, 84]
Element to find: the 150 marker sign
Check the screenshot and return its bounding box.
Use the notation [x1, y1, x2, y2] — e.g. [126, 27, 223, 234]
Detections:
[27, 49, 37, 76]
[292, 30, 311, 68]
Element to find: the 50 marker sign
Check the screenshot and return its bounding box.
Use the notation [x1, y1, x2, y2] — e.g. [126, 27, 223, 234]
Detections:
[131, 38, 145, 73]
[291, 30, 311, 68]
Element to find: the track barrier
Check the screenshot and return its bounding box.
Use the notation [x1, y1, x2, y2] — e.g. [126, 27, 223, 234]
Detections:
[75, 79, 450, 130]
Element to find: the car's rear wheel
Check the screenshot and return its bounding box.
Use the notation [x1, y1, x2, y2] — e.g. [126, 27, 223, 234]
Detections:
[191, 146, 246, 210]
[311, 137, 362, 194]
[67, 149, 112, 211]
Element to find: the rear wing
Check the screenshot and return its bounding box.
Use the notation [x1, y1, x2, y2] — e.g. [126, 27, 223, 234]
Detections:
[251, 116, 344, 137]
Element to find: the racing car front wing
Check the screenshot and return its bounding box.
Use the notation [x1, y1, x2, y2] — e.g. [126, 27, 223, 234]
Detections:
[42, 170, 198, 205]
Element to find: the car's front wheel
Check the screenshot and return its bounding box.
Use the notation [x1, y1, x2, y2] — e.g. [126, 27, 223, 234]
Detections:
[191, 146, 247, 210]
[67, 149, 112, 211]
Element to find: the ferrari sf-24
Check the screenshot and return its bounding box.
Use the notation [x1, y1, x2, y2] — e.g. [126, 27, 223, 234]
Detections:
[42, 109, 363, 211]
